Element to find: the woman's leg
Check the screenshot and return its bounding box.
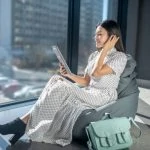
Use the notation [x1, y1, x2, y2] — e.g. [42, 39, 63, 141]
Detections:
[25, 75, 75, 141]
[0, 110, 32, 145]
[0, 117, 26, 145]
[0, 75, 66, 145]
[20, 112, 30, 124]
[9, 113, 31, 145]
[26, 75, 67, 126]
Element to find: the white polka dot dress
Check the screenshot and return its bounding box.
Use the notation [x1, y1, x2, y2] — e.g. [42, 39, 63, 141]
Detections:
[25, 47, 127, 146]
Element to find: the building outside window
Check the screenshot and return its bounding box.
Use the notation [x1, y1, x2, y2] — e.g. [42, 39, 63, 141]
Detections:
[0, 0, 118, 105]
[0, 0, 68, 104]
[78, 0, 118, 75]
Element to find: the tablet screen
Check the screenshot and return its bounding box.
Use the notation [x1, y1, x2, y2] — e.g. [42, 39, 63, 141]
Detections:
[52, 45, 72, 74]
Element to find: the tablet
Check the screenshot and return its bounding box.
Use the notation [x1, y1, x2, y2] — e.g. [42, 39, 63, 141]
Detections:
[52, 45, 72, 74]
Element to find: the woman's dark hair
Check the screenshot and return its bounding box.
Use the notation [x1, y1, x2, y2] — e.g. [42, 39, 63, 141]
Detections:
[96, 20, 125, 52]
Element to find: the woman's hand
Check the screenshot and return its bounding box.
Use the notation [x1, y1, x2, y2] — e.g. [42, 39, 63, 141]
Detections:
[103, 35, 119, 52]
[59, 63, 69, 77]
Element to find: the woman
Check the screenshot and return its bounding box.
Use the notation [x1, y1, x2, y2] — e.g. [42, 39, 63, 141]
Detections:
[0, 20, 127, 146]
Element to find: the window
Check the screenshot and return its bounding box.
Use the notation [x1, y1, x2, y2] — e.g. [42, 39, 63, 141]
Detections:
[78, 0, 118, 75]
[0, 0, 68, 104]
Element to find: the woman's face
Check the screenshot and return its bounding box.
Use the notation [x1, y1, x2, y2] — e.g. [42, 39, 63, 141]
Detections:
[95, 26, 109, 49]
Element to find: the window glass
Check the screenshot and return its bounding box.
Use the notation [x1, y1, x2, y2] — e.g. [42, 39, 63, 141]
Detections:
[0, 0, 68, 104]
[78, 0, 118, 75]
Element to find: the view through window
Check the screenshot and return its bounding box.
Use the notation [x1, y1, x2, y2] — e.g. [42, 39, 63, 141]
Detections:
[78, 0, 118, 75]
[0, 0, 68, 104]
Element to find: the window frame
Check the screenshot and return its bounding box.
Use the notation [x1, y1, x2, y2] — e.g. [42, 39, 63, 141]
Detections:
[0, 0, 128, 108]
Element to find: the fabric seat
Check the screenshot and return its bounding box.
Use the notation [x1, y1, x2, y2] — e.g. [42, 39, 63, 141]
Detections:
[72, 54, 139, 142]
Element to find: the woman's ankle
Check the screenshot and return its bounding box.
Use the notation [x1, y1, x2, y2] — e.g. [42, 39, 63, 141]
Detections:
[20, 114, 30, 124]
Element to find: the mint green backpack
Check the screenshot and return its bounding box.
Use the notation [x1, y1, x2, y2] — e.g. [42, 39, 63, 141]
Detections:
[85, 113, 141, 150]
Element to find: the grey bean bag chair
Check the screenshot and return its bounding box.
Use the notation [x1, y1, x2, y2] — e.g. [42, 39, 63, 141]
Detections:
[72, 54, 139, 142]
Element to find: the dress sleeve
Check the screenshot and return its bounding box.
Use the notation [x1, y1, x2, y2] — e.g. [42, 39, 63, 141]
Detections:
[106, 52, 127, 76]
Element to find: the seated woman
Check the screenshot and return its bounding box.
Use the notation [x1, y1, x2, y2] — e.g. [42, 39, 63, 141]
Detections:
[0, 20, 127, 146]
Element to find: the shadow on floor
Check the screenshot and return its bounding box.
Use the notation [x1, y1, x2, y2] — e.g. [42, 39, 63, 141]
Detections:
[6, 140, 88, 150]
[130, 122, 150, 150]
[137, 98, 150, 125]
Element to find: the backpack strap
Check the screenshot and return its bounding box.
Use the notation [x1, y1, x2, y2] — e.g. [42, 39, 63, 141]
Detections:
[129, 117, 142, 138]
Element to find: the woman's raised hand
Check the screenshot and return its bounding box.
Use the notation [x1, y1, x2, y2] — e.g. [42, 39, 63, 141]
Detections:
[103, 35, 119, 52]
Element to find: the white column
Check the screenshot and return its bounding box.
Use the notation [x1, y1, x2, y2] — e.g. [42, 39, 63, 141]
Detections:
[102, 0, 108, 21]
[0, 0, 12, 50]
